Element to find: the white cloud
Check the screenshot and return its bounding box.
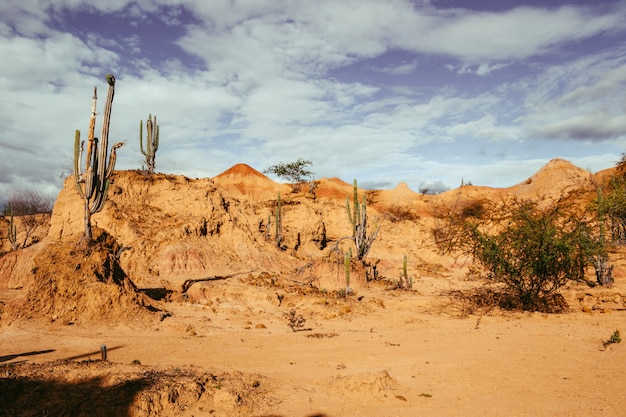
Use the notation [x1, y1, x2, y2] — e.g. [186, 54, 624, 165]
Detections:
[1, 0, 625, 208]
[399, 5, 624, 63]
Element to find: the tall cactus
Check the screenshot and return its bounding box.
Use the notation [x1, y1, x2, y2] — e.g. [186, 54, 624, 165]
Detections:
[275, 192, 283, 247]
[7, 204, 18, 251]
[74, 74, 124, 242]
[345, 179, 380, 261]
[140, 113, 159, 173]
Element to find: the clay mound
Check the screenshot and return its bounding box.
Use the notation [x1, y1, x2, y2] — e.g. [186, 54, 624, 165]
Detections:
[315, 177, 355, 200]
[1, 228, 156, 325]
[213, 163, 290, 201]
[434, 184, 505, 211]
[507, 158, 594, 203]
[593, 165, 620, 186]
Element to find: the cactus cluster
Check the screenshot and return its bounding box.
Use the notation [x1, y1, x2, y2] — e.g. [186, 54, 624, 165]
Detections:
[73, 74, 124, 242]
[345, 179, 380, 260]
[140, 114, 159, 173]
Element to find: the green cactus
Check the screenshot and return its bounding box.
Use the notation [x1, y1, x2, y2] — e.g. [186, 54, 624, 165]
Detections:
[344, 249, 352, 294]
[73, 74, 124, 242]
[275, 192, 283, 247]
[7, 204, 18, 251]
[140, 114, 159, 173]
[345, 179, 380, 260]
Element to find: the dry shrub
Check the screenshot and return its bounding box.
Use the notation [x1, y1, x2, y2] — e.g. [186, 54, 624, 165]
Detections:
[383, 205, 419, 222]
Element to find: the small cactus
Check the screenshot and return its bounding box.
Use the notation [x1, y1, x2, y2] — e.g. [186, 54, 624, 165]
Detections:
[140, 114, 159, 173]
[344, 250, 352, 294]
[345, 179, 380, 261]
[275, 192, 283, 247]
[7, 204, 18, 251]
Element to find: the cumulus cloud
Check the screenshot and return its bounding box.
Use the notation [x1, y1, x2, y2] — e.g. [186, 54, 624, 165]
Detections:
[1, 0, 625, 208]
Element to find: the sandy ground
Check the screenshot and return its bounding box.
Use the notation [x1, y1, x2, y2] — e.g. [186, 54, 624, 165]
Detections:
[2, 272, 625, 417]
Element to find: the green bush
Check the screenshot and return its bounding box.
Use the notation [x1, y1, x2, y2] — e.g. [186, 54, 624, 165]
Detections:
[434, 199, 604, 312]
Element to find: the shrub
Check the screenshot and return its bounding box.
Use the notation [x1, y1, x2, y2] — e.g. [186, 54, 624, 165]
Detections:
[5, 188, 53, 249]
[434, 199, 604, 312]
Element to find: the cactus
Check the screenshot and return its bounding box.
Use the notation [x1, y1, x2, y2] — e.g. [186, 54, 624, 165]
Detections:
[399, 255, 413, 289]
[275, 192, 283, 247]
[73, 74, 124, 242]
[140, 113, 159, 173]
[595, 188, 614, 286]
[7, 204, 18, 251]
[344, 249, 352, 294]
[345, 179, 380, 260]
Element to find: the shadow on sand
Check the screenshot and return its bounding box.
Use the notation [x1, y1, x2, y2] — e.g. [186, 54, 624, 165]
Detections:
[0, 373, 154, 417]
[0, 349, 55, 363]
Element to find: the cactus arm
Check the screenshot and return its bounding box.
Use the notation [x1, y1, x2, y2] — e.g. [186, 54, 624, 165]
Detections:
[91, 179, 110, 214]
[97, 74, 115, 183]
[275, 192, 282, 247]
[73, 130, 87, 199]
[105, 141, 125, 179]
[139, 119, 145, 156]
[139, 114, 159, 173]
[85, 87, 97, 174]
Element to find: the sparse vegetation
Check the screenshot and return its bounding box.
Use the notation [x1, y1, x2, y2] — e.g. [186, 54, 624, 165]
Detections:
[384, 205, 419, 222]
[397, 255, 413, 289]
[284, 309, 309, 332]
[264, 158, 314, 192]
[139, 113, 159, 174]
[344, 179, 380, 261]
[344, 249, 352, 294]
[596, 175, 626, 245]
[7, 205, 18, 251]
[4, 189, 53, 250]
[275, 192, 283, 248]
[433, 198, 605, 312]
[603, 330, 622, 349]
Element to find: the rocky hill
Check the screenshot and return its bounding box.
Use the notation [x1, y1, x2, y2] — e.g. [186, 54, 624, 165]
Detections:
[0, 159, 615, 303]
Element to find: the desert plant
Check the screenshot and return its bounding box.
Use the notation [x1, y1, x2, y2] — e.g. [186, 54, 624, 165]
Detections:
[594, 188, 614, 286]
[608, 330, 622, 344]
[73, 74, 125, 243]
[140, 113, 159, 173]
[603, 330, 622, 348]
[434, 198, 605, 312]
[264, 158, 314, 192]
[596, 176, 626, 244]
[7, 204, 18, 251]
[344, 249, 352, 294]
[398, 255, 413, 289]
[284, 309, 309, 332]
[275, 192, 283, 247]
[345, 179, 380, 261]
[5, 188, 53, 249]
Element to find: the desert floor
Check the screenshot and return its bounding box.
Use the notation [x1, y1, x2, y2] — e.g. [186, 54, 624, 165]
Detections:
[1, 269, 625, 417]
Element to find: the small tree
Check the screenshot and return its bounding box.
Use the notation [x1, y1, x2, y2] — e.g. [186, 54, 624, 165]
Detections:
[264, 158, 314, 192]
[434, 198, 604, 312]
[5, 188, 53, 249]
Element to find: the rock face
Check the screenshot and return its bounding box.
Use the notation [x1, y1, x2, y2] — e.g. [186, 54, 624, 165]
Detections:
[2, 160, 614, 295]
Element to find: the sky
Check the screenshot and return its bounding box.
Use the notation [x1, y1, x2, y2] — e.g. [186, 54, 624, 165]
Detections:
[2, 0, 626, 207]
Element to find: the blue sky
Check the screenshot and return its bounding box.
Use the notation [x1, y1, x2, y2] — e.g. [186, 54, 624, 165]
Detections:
[1, 0, 626, 206]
